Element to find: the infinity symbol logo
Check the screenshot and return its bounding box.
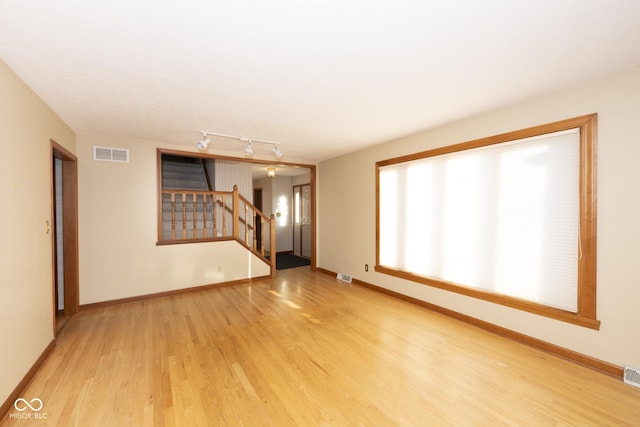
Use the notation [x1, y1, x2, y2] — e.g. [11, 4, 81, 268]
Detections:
[14, 398, 43, 412]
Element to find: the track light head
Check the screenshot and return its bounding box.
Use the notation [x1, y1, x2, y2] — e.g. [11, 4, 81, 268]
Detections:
[244, 141, 254, 157]
[272, 144, 283, 159]
[197, 133, 210, 150]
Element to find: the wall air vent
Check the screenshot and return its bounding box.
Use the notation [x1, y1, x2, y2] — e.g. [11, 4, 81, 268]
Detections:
[93, 146, 129, 163]
[624, 366, 640, 388]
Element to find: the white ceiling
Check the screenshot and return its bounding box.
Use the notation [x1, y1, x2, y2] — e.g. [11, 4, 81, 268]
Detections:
[2, 1, 640, 163]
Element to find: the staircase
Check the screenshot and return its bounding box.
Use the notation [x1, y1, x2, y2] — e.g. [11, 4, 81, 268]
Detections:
[160, 155, 276, 276]
[161, 156, 212, 240]
[162, 155, 209, 191]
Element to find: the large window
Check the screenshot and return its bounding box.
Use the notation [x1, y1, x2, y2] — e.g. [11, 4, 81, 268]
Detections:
[376, 114, 598, 329]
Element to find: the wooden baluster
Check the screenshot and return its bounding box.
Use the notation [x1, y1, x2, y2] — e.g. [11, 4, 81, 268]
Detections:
[203, 195, 208, 238]
[171, 193, 176, 240]
[260, 217, 265, 257]
[244, 203, 249, 244]
[222, 196, 227, 236]
[252, 209, 257, 251]
[193, 193, 197, 238]
[270, 214, 276, 277]
[232, 185, 240, 239]
[251, 208, 255, 250]
[213, 195, 218, 237]
[182, 193, 187, 239]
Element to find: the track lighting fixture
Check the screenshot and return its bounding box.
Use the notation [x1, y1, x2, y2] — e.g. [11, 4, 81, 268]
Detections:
[272, 144, 283, 159]
[198, 131, 284, 159]
[196, 133, 210, 150]
[244, 141, 254, 157]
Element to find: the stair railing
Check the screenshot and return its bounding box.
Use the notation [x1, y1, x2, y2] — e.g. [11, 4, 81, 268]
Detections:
[160, 185, 276, 276]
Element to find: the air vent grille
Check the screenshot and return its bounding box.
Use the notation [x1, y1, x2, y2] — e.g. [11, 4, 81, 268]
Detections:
[336, 272, 352, 283]
[624, 366, 640, 388]
[93, 146, 129, 163]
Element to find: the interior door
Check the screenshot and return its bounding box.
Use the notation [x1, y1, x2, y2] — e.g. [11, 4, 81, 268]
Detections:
[300, 184, 311, 258]
[293, 184, 311, 258]
[53, 158, 64, 316]
[293, 186, 302, 256]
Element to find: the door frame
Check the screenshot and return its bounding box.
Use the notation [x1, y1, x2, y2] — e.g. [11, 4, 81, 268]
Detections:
[51, 140, 79, 335]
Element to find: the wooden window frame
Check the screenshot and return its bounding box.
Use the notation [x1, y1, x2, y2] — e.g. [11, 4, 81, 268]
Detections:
[375, 114, 599, 329]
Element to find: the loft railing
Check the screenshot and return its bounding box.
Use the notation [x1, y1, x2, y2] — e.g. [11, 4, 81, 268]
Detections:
[159, 185, 276, 276]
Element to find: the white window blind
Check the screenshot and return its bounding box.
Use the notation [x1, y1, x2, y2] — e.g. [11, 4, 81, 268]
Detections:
[379, 129, 580, 312]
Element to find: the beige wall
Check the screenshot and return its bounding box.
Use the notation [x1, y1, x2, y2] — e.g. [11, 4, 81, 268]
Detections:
[318, 67, 640, 369]
[0, 61, 75, 404]
[77, 134, 270, 305]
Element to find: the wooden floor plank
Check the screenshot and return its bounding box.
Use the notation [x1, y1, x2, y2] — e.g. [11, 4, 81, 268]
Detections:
[2, 267, 640, 426]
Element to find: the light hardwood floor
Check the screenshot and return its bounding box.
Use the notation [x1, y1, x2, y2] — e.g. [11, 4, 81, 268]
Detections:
[3, 268, 640, 426]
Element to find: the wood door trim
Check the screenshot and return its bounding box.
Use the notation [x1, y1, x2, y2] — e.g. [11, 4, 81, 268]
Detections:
[51, 140, 79, 336]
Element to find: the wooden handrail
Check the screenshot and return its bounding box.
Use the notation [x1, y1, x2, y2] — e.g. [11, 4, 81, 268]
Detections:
[161, 189, 229, 196]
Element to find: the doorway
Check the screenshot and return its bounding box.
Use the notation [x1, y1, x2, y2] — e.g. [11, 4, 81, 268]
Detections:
[293, 184, 311, 259]
[51, 140, 79, 335]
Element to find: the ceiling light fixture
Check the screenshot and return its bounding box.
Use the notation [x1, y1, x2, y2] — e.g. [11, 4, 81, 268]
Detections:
[196, 132, 210, 150]
[272, 144, 283, 159]
[198, 131, 284, 159]
[244, 141, 254, 157]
